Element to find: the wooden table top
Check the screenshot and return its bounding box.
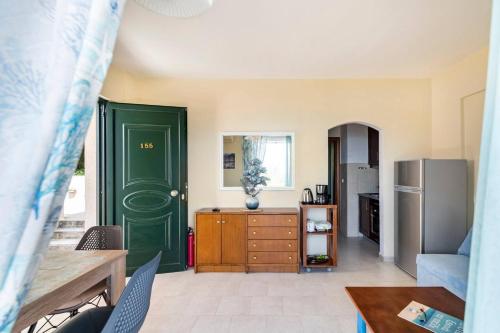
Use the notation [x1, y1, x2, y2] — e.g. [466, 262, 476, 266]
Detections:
[345, 287, 465, 333]
[196, 207, 298, 214]
[14, 250, 128, 332]
[23, 250, 126, 307]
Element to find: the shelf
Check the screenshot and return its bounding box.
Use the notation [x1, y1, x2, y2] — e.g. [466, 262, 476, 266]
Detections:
[307, 231, 334, 235]
[300, 204, 338, 271]
[304, 258, 335, 268]
[300, 203, 337, 209]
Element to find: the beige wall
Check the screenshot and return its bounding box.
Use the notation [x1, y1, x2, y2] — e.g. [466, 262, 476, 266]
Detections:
[431, 48, 488, 228]
[100, 67, 432, 258]
[431, 48, 488, 158]
[101, 65, 139, 102]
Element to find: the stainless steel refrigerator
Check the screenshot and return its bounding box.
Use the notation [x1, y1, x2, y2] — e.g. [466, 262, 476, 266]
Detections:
[394, 159, 467, 277]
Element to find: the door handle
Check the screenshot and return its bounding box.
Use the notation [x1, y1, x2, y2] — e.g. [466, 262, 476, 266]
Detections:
[170, 190, 179, 197]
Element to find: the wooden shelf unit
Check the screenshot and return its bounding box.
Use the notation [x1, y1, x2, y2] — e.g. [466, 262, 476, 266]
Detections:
[300, 203, 338, 271]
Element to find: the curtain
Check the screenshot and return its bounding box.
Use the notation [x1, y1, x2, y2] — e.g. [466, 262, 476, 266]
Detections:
[285, 135, 292, 187]
[464, 1, 500, 332]
[242, 136, 267, 170]
[0, 0, 125, 331]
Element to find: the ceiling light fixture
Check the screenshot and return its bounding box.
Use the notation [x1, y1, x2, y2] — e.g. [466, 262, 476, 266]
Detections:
[135, 0, 214, 18]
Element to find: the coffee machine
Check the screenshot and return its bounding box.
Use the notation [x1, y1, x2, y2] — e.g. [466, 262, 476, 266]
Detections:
[315, 184, 328, 204]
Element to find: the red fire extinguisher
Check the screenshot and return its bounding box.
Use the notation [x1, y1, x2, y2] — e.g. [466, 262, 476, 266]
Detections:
[187, 227, 195, 267]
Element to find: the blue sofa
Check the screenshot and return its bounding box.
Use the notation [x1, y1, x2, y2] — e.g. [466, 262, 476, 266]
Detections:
[416, 230, 472, 300]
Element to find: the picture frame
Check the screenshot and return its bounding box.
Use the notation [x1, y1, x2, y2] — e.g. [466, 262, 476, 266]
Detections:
[223, 153, 236, 169]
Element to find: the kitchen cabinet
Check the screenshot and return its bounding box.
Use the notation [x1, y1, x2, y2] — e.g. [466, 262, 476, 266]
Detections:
[368, 127, 379, 166]
[359, 195, 380, 244]
[359, 197, 371, 237]
[195, 213, 246, 272]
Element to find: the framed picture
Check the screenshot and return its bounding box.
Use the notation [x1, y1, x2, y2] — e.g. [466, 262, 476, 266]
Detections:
[223, 153, 236, 169]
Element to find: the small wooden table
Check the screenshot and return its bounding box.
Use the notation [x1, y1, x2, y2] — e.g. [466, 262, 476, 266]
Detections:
[345, 287, 465, 333]
[14, 250, 127, 332]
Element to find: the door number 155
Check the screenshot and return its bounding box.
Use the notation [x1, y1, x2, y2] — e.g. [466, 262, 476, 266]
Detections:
[140, 142, 154, 149]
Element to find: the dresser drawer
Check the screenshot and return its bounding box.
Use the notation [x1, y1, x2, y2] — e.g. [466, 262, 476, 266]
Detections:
[248, 227, 297, 239]
[248, 240, 297, 252]
[248, 215, 297, 227]
[248, 252, 297, 264]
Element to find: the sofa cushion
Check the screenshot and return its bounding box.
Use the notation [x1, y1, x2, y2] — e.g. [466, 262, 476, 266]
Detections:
[416, 254, 469, 300]
[458, 229, 473, 256]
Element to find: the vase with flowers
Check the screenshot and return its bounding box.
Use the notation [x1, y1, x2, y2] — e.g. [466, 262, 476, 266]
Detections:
[241, 158, 270, 210]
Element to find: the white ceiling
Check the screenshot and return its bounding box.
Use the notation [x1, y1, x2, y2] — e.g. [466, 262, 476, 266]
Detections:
[113, 0, 492, 79]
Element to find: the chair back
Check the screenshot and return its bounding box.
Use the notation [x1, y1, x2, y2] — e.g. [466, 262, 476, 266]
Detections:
[101, 252, 161, 333]
[75, 226, 123, 250]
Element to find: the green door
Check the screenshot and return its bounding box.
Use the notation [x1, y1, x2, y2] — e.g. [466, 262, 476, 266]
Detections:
[101, 102, 187, 275]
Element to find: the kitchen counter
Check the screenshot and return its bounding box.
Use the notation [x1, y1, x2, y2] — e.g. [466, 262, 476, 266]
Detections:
[358, 193, 379, 201]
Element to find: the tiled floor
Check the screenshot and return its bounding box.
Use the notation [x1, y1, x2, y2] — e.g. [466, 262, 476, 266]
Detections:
[142, 237, 415, 333]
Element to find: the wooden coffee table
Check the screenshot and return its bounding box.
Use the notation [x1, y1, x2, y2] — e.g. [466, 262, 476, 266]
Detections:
[345, 287, 465, 333]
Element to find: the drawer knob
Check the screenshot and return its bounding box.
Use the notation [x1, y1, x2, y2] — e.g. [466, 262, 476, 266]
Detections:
[288, 256, 292, 260]
[253, 244, 256, 247]
[253, 219, 256, 222]
[288, 231, 292, 235]
[288, 219, 292, 222]
[216, 220, 220, 224]
[288, 243, 292, 247]
[253, 256, 257, 260]
[253, 231, 256, 235]
[222, 221, 226, 224]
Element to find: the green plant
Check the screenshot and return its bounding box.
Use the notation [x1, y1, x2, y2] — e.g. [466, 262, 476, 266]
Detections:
[74, 147, 84, 175]
[241, 158, 270, 197]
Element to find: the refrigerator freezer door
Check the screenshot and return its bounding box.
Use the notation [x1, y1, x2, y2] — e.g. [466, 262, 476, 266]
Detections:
[395, 187, 423, 277]
[395, 160, 423, 188]
[423, 160, 468, 253]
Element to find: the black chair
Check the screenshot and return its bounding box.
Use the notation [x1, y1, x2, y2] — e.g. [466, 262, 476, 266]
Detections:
[54, 252, 162, 333]
[28, 226, 123, 333]
[76, 226, 123, 251]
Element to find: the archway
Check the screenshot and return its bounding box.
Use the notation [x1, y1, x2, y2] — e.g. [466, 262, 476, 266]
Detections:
[328, 122, 384, 257]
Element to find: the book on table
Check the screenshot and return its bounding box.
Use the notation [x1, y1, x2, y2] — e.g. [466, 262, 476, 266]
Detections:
[398, 300, 463, 333]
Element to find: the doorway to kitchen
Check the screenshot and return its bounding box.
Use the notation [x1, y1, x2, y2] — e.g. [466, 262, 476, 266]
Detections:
[328, 123, 381, 256]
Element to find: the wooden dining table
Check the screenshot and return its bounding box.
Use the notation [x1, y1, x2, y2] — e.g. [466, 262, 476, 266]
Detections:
[13, 250, 127, 332]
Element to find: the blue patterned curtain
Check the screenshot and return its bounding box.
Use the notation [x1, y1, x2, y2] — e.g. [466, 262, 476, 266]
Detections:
[464, 1, 500, 332]
[0, 0, 125, 331]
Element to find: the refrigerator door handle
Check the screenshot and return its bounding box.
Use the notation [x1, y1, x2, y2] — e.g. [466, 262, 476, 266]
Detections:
[394, 185, 423, 193]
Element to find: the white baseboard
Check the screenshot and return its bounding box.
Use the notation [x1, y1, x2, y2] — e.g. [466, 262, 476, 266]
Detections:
[379, 255, 394, 262]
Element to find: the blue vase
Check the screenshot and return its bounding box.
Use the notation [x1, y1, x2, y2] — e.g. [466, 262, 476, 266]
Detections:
[245, 196, 259, 210]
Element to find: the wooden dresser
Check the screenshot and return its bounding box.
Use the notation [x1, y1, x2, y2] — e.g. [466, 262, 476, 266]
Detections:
[195, 208, 299, 273]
